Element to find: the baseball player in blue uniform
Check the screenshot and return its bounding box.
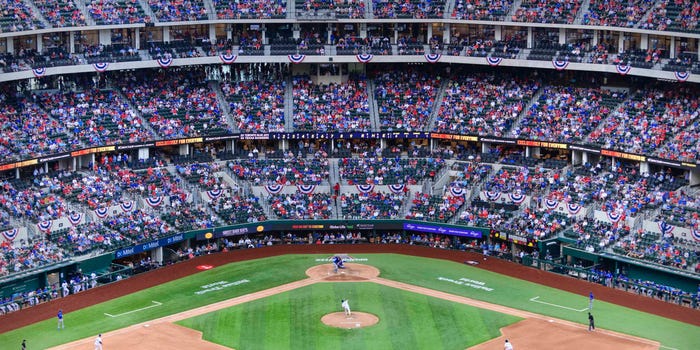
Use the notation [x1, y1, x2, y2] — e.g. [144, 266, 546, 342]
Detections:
[57, 309, 64, 330]
[332, 256, 345, 273]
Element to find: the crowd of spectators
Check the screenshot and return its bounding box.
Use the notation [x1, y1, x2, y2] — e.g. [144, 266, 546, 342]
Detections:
[514, 86, 626, 143]
[589, 88, 698, 157]
[228, 157, 329, 185]
[339, 157, 443, 185]
[582, 0, 654, 27]
[36, 88, 153, 146]
[0, 0, 43, 32]
[148, 0, 208, 21]
[221, 79, 286, 133]
[298, 0, 365, 18]
[373, 68, 442, 131]
[0, 239, 65, 276]
[372, 0, 444, 18]
[292, 74, 370, 132]
[33, 0, 87, 27]
[209, 193, 266, 224]
[512, 0, 581, 24]
[213, 0, 286, 19]
[0, 95, 76, 162]
[406, 191, 465, 222]
[567, 217, 630, 252]
[340, 191, 405, 219]
[451, 0, 512, 20]
[87, 0, 149, 25]
[434, 73, 540, 136]
[116, 69, 230, 138]
[268, 191, 332, 219]
[614, 229, 698, 271]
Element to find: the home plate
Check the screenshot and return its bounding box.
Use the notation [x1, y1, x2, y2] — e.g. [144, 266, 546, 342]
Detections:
[548, 320, 554, 322]
[144, 324, 150, 327]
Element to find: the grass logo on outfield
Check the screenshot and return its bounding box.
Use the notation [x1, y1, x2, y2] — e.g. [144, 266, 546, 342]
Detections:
[438, 277, 494, 292]
[195, 280, 250, 295]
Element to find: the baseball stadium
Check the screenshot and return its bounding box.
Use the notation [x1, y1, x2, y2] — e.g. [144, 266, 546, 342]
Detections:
[1, 0, 700, 349]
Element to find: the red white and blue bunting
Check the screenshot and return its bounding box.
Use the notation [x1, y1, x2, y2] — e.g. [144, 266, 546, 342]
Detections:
[297, 184, 316, 194]
[544, 199, 558, 210]
[157, 57, 173, 68]
[484, 190, 501, 201]
[607, 211, 623, 223]
[509, 191, 526, 204]
[68, 212, 84, 226]
[206, 189, 223, 200]
[389, 184, 406, 194]
[95, 207, 109, 218]
[265, 184, 283, 194]
[424, 53, 442, 64]
[691, 228, 700, 242]
[288, 54, 306, 64]
[674, 71, 690, 82]
[219, 53, 237, 64]
[356, 184, 375, 193]
[37, 220, 53, 233]
[1, 228, 18, 241]
[658, 221, 675, 235]
[146, 196, 163, 207]
[32, 67, 46, 78]
[450, 186, 466, 197]
[486, 56, 502, 66]
[615, 64, 631, 75]
[552, 59, 569, 71]
[120, 201, 134, 212]
[93, 62, 109, 72]
[356, 54, 373, 63]
[567, 203, 582, 215]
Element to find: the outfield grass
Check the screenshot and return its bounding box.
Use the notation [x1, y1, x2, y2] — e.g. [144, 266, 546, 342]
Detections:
[178, 283, 520, 350]
[0, 253, 697, 350]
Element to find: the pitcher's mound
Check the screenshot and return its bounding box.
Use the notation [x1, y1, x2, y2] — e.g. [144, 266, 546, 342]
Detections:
[321, 312, 379, 329]
[306, 263, 380, 281]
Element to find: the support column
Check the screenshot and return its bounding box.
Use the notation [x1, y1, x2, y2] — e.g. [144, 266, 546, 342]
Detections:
[72, 157, 77, 171]
[482, 142, 491, 154]
[559, 28, 566, 45]
[138, 147, 150, 160]
[495, 26, 502, 41]
[209, 24, 216, 44]
[99, 29, 112, 45]
[592, 30, 599, 46]
[427, 25, 433, 43]
[618, 32, 624, 53]
[36, 35, 42, 52]
[689, 169, 700, 186]
[163, 27, 170, 43]
[360, 23, 367, 39]
[639, 161, 650, 176]
[179, 144, 189, 156]
[527, 27, 533, 48]
[261, 25, 267, 45]
[582, 151, 589, 165]
[443, 23, 450, 44]
[69, 32, 75, 53]
[640, 33, 648, 50]
[670, 36, 676, 58]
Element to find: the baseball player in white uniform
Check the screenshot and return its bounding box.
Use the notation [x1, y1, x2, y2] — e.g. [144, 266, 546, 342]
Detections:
[94, 334, 103, 350]
[504, 339, 514, 350]
[341, 299, 351, 317]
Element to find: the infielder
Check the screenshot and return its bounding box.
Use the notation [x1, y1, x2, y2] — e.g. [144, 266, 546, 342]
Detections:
[57, 309, 64, 330]
[341, 299, 351, 316]
[94, 334, 103, 350]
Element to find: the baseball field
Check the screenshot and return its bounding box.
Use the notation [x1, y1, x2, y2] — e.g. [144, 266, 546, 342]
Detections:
[1, 246, 698, 350]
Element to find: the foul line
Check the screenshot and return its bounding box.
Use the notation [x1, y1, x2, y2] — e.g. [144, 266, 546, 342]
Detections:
[529, 296, 588, 312]
[104, 301, 163, 318]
